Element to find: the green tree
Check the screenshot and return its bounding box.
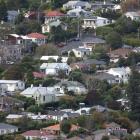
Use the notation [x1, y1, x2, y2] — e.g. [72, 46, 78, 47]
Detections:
[60, 120, 71, 134]
[105, 31, 122, 49]
[101, 136, 109, 140]
[15, 20, 41, 35]
[0, 0, 7, 21]
[127, 70, 140, 121]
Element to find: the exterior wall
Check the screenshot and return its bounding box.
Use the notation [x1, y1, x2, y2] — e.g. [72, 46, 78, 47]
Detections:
[72, 49, 91, 58]
[0, 128, 18, 135]
[30, 38, 47, 46]
[0, 81, 25, 92]
[42, 24, 50, 33]
[33, 92, 59, 104]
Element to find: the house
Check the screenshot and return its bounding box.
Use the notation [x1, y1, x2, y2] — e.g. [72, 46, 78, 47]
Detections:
[27, 33, 47, 46]
[70, 59, 106, 71]
[125, 11, 140, 21]
[7, 10, 19, 23]
[40, 56, 68, 63]
[107, 67, 131, 83]
[22, 130, 57, 140]
[74, 107, 91, 115]
[0, 123, 18, 135]
[0, 96, 24, 112]
[44, 10, 65, 24]
[47, 110, 80, 121]
[29, 114, 49, 121]
[6, 114, 24, 123]
[133, 47, 140, 53]
[94, 72, 120, 84]
[42, 20, 67, 33]
[82, 16, 113, 29]
[5, 34, 32, 45]
[40, 63, 71, 76]
[67, 8, 91, 17]
[72, 48, 91, 58]
[54, 80, 87, 94]
[20, 86, 64, 104]
[93, 129, 120, 140]
[109, 48, 132, 63]
[63, 1, 91, 10]
[133, 128, 140, 136]
[0, 80, 25, 92]
[81, 36, 105, 48]
[105, 122, 127, 136]
[91, 1, 115, 11]
[42, 124, 80, 135]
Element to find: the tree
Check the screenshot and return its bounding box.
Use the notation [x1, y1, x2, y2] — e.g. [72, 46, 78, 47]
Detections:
[60, 120, 71, 134]
[3, 65, 23, 80]
[105, 31, 122, 49]
[0, 0, 7, 21]
[121, 0, 140, 12]
[101, 136, 109, 140]
[127, 70, 140, 121]
[15, 20, 41, 35]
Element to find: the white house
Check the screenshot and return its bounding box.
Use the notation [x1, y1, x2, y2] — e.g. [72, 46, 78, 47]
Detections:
[54, 80, 87, 94]
[0, 80, 25, 92]
[44, 10, 65, 24]
[20, 86, 64, 104]
[63, 1, 91, 10]
[107, 67, 131, 83]
[40, 56, 68, 63]
[42, 20, 68, 33]
[82, 16, 113, 29]
[67, 8, 91, 17]
[40, 63, 71, 76]
[0, 123, 18, 135]
[125, 11, 140, 21]
[72, 47, 91, 58]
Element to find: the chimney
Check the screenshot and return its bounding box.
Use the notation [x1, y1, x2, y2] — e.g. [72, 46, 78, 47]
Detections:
[31, 84, 33, 88]
[38, 112, 41, 116]
[39, 84, 42, 87]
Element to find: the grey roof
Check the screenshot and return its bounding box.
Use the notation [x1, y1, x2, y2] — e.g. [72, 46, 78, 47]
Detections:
[74, 47, 90, 52]
[55, 80, 85, 88]
[94, 73, 116, 81]
[133, 128, 140, 133]
[0, 123, 18, 130]
[48, 110, 80, 118]
[81, 36, 105, 44]
[75, 1, 89, 7]
[77, 59, 106, 65]
[21, 87, 57, 96]
[106, 122, 121, 128]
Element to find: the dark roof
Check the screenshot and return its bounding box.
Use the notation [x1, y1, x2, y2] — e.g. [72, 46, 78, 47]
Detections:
[94, 72, 116, 81]
[0, 123, 18, 129]
[81, 36, 105, 44]
[133, 128, 140, 133]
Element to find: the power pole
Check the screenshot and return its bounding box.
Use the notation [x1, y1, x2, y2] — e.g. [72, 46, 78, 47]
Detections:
[138, 28, 140, 39]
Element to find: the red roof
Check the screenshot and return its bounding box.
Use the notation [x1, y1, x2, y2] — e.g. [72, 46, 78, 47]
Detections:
[22, 130, 54, 137]
[27, 33, 47, 39]
[33, 72, 46, 78]
[46, 10, 64, 17]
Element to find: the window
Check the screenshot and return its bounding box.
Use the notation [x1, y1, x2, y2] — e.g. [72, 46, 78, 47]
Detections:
[43, 96, 45, 101]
